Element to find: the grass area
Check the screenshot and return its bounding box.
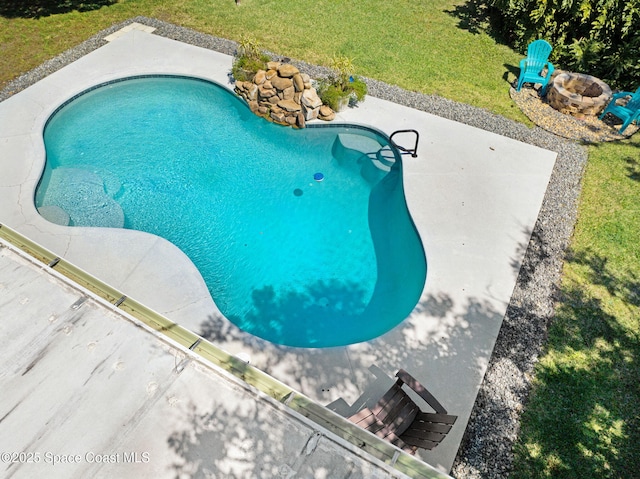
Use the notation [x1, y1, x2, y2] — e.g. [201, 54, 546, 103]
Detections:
[0, 0, 526, 121]
[1, 1, 638, 477]
[512, 137, 640, 478]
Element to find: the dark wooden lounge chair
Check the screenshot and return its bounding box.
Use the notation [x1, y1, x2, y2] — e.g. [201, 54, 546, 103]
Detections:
[348, 369, 457, 454]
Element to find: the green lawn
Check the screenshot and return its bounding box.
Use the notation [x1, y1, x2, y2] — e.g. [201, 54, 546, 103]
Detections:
[0, 0, 526, 121]
[1, 1, 638, 477]
[512, 138, 640, 478]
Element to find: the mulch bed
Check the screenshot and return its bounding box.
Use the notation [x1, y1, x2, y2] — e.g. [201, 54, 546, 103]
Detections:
[510, 85, 638, 143]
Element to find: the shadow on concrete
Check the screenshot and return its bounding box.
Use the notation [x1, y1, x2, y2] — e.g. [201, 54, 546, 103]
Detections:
[166, 397, 382, 478]
[194, 219, 552, 473]
[450, 220, 565, 477]
[198, 286, 503, 399]
[326, 364, 396, 416]
[199, 307, 365, 401]
[167, 400, 294, 478]
[196, 286, 505, 473]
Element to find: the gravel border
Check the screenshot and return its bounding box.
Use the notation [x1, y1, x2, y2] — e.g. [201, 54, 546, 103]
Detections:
[509, 85, 638, 143]
[0, 17, 588, 478]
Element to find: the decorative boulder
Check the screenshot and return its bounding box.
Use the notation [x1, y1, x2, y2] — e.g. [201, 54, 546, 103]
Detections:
[296, 112, 306, 128]
[265, 69, 277, 80]
[253, 70, 267, 85]
[277, 64, 299, 78]
[278, 99, 302, 112]
[270, 107, 286, 123]
[258, 84, 276, 99]
[234, 61, 338, 127]
[301, 88, 322, 109]
[318, 105, 336, 121]
[270, 75, 293, 91]
[282, 85, 295, 101]
[244, 83, 258, 101]
[293, 73, 304, 92]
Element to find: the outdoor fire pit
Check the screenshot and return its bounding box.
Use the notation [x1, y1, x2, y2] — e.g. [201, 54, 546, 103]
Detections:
[547, 71, 612, 117]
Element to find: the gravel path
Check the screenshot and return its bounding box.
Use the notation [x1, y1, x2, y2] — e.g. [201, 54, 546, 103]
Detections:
[0, 17, 589, 479]
[510, 85, 638, 142]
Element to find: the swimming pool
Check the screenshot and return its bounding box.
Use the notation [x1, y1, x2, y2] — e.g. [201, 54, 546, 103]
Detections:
[35, 76, 426, 347]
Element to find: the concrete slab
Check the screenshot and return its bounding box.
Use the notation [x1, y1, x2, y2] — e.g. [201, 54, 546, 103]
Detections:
[0, 242, 412, 479]
[0, 28, 557, 473]
[104, 22, 156, 42]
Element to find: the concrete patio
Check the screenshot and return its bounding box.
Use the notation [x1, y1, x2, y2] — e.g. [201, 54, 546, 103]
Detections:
[0, 25, 557, 477]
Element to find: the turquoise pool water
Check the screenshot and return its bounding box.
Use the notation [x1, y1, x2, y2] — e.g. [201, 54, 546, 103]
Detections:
[35, 76, 426, 347]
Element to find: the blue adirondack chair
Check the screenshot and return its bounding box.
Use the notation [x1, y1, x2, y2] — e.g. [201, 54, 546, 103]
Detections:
[599, 87, 640, 133]
[516, 40, 555, 95]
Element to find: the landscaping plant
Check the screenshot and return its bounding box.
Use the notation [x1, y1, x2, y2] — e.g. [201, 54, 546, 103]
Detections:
[486, 0, 640, 89]
[231, 35, 269, 82]
[317, 55, 367, 111]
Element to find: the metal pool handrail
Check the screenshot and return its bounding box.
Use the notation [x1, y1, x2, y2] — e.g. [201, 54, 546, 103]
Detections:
[390, 129, 420, 158]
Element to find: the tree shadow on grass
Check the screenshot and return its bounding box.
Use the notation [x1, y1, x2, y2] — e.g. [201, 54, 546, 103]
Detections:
[567, 249, 640, 308]
[443, 0, 510, 44]
[444, 0, 524, 88]
[512, 248, 640, 478]
[625, 157, 640, 182]
[0, 0, 115, 19]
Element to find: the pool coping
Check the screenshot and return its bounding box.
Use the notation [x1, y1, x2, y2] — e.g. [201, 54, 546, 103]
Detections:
[0, 23, 559, 474]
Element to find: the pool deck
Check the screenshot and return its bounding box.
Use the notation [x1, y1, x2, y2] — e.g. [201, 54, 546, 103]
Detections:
[0, 28, 557, 476]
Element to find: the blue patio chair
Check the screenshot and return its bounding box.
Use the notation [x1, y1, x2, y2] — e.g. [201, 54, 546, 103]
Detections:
[516, 39, 555, 95]
[599, 87, 640, 133]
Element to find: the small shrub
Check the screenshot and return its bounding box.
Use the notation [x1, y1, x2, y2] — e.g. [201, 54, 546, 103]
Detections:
[237, 35, 262, 60]
[232, 55, 268, 82]
[487, 0, 640, 89]
[317, 55, 368, 110]
[348, 76, 368, 102]
[231, 35, 270, 82]
[316, 82, 346, 111]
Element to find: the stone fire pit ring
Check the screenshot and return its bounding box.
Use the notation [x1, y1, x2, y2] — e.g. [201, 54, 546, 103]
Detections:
[547, 71, 612, 117]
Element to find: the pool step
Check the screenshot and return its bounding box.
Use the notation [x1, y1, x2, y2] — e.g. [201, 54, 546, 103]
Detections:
[332, 133, 382, 164]
[332, 134, 396, 183]
[37, 168, 125, 228]
[374, 146, 396, 170]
